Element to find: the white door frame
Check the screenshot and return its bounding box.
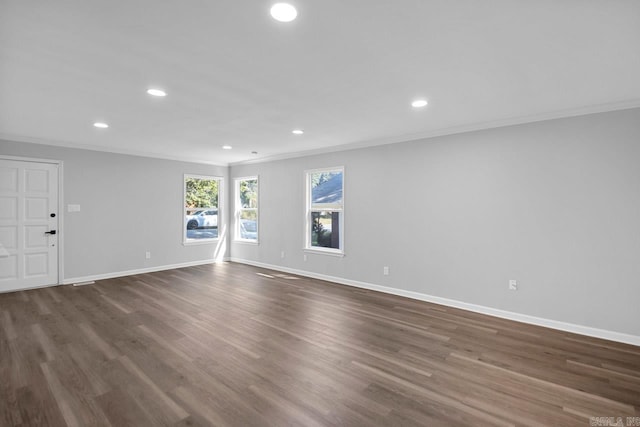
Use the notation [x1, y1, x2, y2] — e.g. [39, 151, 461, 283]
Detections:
[0, 155, 64, 286]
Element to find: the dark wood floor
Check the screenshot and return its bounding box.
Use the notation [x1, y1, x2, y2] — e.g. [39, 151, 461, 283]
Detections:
[1, 263, 639, 426]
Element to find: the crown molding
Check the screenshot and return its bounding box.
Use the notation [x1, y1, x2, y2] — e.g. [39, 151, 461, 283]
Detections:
[0, 133, 229, 167]
[3, 99, 639, 168]
[231, 99, 640, 166]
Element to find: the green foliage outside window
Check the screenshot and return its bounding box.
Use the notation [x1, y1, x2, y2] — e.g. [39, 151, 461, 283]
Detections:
[185, 178, 218, 208]
[239, 179, 257, 209]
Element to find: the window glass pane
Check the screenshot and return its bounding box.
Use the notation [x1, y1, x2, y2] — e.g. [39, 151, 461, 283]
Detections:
[311, 171, 342, 208]
[185, 177, 219, 240]
[239, 210, 258, 240]
[236, 177, 258, 242]
[239, 179, 258, 209]
[310, 211, 340, 249]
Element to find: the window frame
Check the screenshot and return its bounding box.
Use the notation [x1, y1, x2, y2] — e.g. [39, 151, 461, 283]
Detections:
[304, 166, 345, 256]
[183, 173, 224, 246]
[234, 175, 259, 244]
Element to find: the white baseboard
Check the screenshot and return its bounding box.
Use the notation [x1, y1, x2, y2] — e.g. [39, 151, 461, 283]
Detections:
[0, 282, 64, 294]
[62, 258, 227, 285]
[230, 257, 640, 347]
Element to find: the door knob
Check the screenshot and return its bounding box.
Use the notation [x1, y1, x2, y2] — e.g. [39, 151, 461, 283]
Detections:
[45, 230, 57, 235]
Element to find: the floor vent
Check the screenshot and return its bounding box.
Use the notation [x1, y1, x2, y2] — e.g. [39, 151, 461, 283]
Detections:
[274, 274, 300, 280]
[72, 281, 95, 287]
[256, 273, 274, 278]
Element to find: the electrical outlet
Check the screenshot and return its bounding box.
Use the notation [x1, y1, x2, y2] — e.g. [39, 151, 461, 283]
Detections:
[281, 251, 285, 259]
[145, 251, 151, 259]
[509, 279, 517, 290]
[303, 254, 307, 262]
[383, 266, 389, 276]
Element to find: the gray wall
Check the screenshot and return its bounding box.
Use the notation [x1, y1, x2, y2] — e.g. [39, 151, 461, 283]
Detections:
[2, 108, 638, 337]
[230, 108, 640, 336]
[0, 141, 229, 280]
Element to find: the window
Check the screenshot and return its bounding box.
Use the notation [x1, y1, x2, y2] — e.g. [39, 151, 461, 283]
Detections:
[305, 167, 344, 254]
[184, 174, 222, 243]
[235, 176, 258, 242]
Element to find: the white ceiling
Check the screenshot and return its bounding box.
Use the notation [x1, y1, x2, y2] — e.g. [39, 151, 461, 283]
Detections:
[1, 1, 640, 166]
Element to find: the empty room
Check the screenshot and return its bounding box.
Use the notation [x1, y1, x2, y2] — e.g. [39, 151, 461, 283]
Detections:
[1, 1, 640, 426]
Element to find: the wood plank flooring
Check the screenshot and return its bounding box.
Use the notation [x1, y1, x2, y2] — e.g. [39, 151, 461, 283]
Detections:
[1, 262, 639, 426]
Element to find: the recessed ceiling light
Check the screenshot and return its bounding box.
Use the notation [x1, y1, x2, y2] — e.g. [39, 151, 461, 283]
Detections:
[270, 3, 297, 22]
[93, 122, 109, 128]
[147, 88, 166, 97]
[292, 129, 304, 135]
[222, 145, 232, 150]
[411, 99, 428, 108]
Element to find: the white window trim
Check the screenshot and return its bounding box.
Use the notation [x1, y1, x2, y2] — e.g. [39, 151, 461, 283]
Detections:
[183, 173, 224, 245]
[304, 166, 345, 256]
[233, 175, 259, 245]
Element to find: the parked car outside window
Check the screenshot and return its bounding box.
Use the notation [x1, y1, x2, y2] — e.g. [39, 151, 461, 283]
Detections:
[186, 209, 218, 230]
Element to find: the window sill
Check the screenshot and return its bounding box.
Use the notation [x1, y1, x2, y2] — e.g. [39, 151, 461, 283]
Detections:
[304, 248, 345, 257]
[183, 239, 219, 246]
[233, 239, 259, 246]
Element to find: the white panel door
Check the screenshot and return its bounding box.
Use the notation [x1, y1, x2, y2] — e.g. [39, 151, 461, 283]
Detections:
[0, 159, 59, 292]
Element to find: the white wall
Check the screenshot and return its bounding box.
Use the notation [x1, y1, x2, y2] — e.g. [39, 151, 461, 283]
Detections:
[0, 141, 229, 281]
[230, 108, 640, 338]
